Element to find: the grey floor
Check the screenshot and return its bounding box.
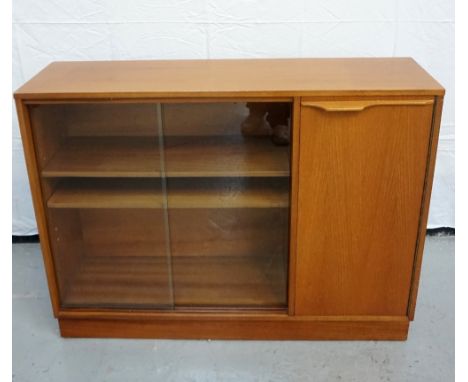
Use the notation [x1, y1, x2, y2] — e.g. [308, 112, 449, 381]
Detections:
[13, 236, 454, 382]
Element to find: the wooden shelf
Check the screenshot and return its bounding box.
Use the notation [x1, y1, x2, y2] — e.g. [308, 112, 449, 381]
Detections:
[164, 136, 290, 177]
[48, 178, 289, 209]
[63, 255, 287, 309]
[42, 137, 161, 178]
[173, 255, 287, 307]
[63, 256, 173, 309]
[47, 179, 164, 209]
[168, 178, 289, 208]
[42, 136, 290, 178]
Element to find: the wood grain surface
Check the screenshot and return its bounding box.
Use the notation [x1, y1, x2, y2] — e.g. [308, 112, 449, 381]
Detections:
[59, 315, 409, 340]
[295, 97, 434, 316]
[47, 178, 290, 209]
[14, 58, 444, 100]
[42, 136, 289, 178]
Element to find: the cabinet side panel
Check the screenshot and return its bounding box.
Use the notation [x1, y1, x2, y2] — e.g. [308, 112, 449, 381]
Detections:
[15, 99, 61, 316]
[408, 96, 444, 320]
[295, 100, 433, 316]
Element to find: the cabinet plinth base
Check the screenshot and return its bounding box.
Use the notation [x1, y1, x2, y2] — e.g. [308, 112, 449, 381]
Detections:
[58, 316, 409, 340]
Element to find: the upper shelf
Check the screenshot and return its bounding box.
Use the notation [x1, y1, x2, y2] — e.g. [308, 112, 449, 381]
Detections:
[42, 136, 290, 178]
[164, 136, 289, 177]
[42, 137, 161, 178]
[14, 58, 444, 100]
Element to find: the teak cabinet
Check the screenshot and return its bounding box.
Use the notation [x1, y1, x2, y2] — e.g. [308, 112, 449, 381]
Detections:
[15, 58, 444, 340]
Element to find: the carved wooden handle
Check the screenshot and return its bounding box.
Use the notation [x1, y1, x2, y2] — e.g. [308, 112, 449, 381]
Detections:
[301, 99, 434, 112]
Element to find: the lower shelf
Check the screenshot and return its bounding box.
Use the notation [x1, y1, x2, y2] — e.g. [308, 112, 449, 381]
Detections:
[64, 256, 173, 309]
[63, 255, 287, 309]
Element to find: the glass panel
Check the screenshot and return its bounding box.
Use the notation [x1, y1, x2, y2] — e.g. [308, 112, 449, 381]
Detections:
[29, 103, 174, 309]
[29, 101, 291, 311]
[163, 102, 291, 309]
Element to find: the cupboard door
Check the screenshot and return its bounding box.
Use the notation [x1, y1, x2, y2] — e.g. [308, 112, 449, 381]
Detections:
[295, 97, 434, 316]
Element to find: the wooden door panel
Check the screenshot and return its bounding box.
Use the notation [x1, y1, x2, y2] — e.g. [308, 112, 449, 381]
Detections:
[295, 98, 434, 316]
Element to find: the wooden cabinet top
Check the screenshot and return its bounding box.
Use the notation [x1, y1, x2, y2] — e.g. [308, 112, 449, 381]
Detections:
[15, 58, 444, 100]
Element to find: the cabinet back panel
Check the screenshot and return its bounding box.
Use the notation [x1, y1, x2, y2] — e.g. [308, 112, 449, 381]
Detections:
[169, 208, 288, 257]
[163, 103, 248, 136]
[295, 100, 434, 316]
[47, 208, 174, 309]
[76, 208, 288, 259]
[79, 209, 167, 257]
[64, 104, 159, 137]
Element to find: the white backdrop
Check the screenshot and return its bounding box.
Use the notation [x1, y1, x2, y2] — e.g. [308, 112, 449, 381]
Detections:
[12, 0, 455, 235]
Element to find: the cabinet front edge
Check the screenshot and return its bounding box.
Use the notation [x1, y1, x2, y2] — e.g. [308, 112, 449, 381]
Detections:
[14, 89, 445, 102]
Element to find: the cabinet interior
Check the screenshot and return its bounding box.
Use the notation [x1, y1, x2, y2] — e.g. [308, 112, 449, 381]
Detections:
[30, 101, 292, 311]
